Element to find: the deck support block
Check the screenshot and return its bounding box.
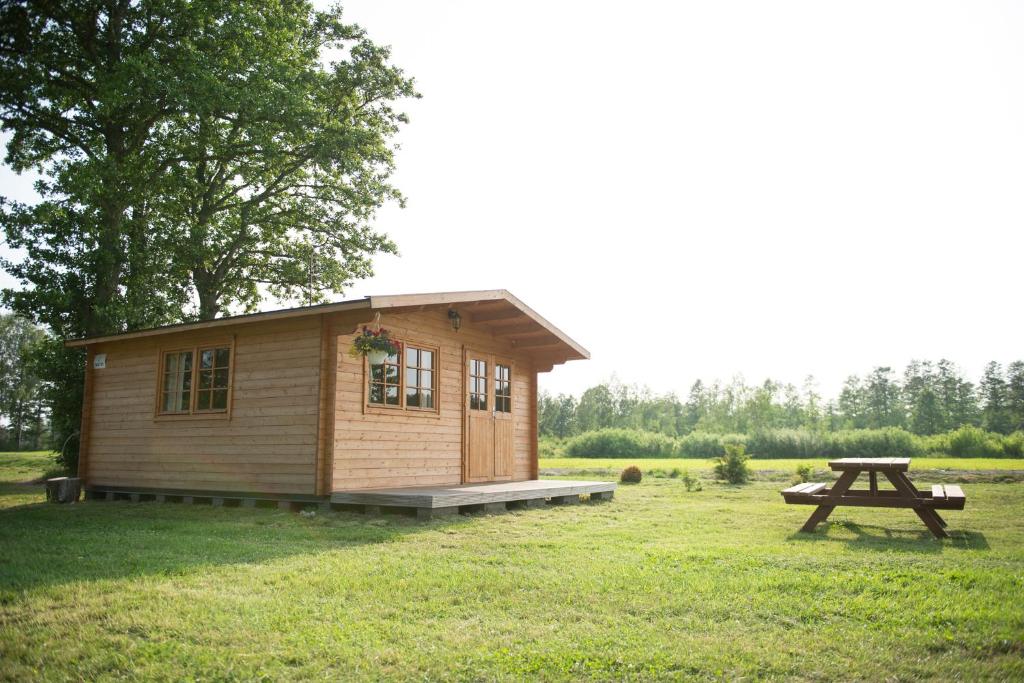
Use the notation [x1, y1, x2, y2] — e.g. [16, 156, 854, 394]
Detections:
[241, 498, 257, 508]
[524, 498, 547, 509]
[129, 493, 140, 503]
[590, 491, 613, 502]
[154, 494, 166, 503]
[482, 502, 507, 514]
[277, 500, 294, 512]
[363, 504, 383, 516]
[182, 496, 195, 505]
[550, 495, 580, 505]
[416, 506, 458, 521]
[105, 491, 117, 502]
[212, 497, 225, 507]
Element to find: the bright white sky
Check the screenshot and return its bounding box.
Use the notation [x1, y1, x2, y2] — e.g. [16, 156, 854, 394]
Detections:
[2, 1, 1023, 400]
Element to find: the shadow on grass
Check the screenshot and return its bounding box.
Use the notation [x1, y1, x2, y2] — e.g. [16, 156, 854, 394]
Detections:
[786, 520, 990, 552]
[0, 494, 453, 594]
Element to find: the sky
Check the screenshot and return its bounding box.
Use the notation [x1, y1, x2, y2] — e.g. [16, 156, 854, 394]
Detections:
[2, 1, 1023, 400]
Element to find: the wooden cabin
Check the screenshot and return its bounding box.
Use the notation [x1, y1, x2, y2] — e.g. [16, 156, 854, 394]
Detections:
[66, 290, 615, 516]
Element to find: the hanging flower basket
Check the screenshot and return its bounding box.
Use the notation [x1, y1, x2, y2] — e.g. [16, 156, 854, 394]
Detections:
[351, 327, 400, 365]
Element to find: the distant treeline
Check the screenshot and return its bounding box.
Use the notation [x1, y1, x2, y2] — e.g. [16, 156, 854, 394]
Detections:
[538, 360, 1024, 439]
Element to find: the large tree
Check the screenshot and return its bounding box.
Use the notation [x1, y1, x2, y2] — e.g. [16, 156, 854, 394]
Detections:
[0, 1, 414, 462]
[155, 4, 414, 319]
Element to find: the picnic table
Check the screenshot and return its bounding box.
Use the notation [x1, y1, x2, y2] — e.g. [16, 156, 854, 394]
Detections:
[781, 457, 965, 539]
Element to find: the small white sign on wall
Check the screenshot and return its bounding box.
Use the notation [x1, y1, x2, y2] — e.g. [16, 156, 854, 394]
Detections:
[93, 353, 107, 369]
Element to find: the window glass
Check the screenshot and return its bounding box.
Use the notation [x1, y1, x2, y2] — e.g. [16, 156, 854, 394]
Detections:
[369, 350, 401, 406]
[495, 363, 512, 413]
[161, 351, 193, 413]
[195, 346, 231, 412]
[470, 358, 488, 411]
[405, 346, 436, 409]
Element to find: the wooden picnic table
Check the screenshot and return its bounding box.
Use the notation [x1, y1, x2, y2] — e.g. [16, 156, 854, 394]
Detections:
[781, 457, 965, 539]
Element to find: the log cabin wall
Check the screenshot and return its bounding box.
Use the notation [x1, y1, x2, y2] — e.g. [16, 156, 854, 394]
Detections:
[84, 316, 322, 494]
[329, 308, 537, 491]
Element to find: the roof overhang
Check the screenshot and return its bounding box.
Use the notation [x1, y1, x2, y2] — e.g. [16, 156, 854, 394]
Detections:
[64, 289, 589, 367]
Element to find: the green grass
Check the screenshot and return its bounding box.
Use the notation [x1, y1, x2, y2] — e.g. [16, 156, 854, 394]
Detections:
[2, 451, 1023, 680]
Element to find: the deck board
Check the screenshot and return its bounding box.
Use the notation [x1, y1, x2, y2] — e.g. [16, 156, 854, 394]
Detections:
[331, 479, 616, 508]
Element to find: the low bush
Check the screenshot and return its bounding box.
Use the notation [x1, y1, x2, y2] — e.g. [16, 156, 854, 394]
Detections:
[714, 443, 751, 484]
[620, 465, 643, 483]
[1004, 431, 1024, 457]
[565, 429, 677, 458]
[677, 432, 746, 458]
[936, 425, 1004, 458]
[747, 429, 825, 459]
[681, 470, 702, 491]
[794, 463, 814, 483]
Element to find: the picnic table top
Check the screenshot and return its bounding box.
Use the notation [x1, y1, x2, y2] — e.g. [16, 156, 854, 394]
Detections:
[827, 457, 911, 472]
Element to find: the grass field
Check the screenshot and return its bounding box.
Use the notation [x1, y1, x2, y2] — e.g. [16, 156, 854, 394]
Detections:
[541, 456, 1024, 478]
[2, 451, 1023, 681]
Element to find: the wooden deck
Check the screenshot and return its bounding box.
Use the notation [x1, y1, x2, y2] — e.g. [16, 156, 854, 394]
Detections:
[331, 479, 616, 519]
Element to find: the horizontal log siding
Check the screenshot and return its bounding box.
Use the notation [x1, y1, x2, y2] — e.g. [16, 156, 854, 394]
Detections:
[331, 309, 536, 491]
[86, 318, 322, 494]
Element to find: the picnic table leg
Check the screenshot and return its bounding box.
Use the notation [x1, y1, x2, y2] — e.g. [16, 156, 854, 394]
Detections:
[883, 471, 949, 539]
[800, 470, 859, 533]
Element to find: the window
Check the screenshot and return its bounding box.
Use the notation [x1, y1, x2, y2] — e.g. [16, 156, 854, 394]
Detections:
[196, 347, 231, 411]
[366, 341, 438, 412]
[368, 350, 401, 406]
[161, 351, 193, 413]
[405, 347, 435, 409]
[158, 344, 232, 416]
[495, 363, 512, 413]
[469, 359, 488, 411]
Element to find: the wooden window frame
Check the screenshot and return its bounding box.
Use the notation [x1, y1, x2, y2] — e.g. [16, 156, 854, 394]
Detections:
[494, 362, 512, 413]
[154, 337, 236, 421]
[363, 338, 441, 417]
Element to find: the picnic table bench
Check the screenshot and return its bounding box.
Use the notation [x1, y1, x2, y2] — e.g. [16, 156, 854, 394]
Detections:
[781, 457, 965, 539]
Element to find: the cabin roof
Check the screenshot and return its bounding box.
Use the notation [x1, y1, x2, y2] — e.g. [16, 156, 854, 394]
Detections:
[64, 289, 589, 363]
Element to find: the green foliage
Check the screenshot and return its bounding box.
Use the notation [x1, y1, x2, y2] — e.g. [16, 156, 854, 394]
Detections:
[677, 432, 746, 458]
[619, 465, 642, 483]
[565, 429, 677, 458]
[795, 463, 814, 483]
[0, 315, 49, 451]
[924, 425, 1006, 458]
[713, 443, 750, 484]
[538, 360, 1024, 441]
[681, 470, 702, 491]
[1004, 431, 1024, 457]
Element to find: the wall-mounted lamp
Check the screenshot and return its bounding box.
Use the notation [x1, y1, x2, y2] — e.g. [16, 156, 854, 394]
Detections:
[448, 309, 462, 331]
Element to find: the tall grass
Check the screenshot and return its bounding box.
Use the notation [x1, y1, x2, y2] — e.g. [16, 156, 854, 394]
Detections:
[560, 426, 1024, 459]
[564, 429, 678, 458]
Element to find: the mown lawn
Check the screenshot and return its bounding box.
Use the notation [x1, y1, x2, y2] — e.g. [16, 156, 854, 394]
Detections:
[1, 451, 1022, 681]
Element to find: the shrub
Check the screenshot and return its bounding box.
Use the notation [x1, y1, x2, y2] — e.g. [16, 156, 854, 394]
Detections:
[714, 442, 751, 484]
[620, 465, 642, 483]
[681, 470, 702, 491]
[565, 428, 678, 458]
[822, 428, 922, 459]
[794, 463, 814, 483]
[747, 429, 825, 459]
[942, 425, 1005, 457]
[1004, 431, 1024, 458]
[677, 432, 746, 458]
[668, 467, 682, 478]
